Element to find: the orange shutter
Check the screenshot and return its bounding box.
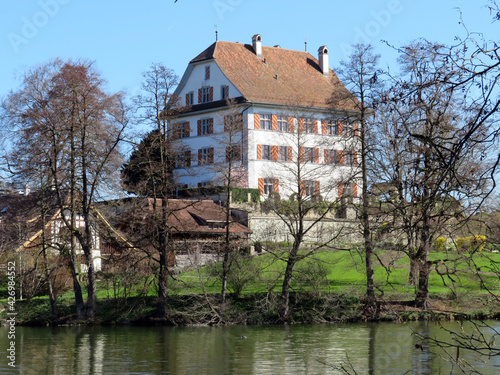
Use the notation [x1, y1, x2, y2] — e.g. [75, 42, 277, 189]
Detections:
[353, 122, 359, 136]
[274, 178, 279, 193]
[312, 118, 318, 133]
[257, 144, 262, 160]
[338, 150, 345, 165]
[352, 182, 358, 197]
[208, 148, 214, 164]
[322, 119, 327, 134]
[171, 123, 178, 139]
[298, 118, 304, 133]
[324, 149, 330, 164]
[184, 122, 190, 137]
[208, 118, 213, 134]
[353, 151, 358, 166]
[288, 146, 293, 162]
[236, 113, 243, 130]
[185, 93, 190, 106]
[198, 89, 202, 104]
[209, 87, 213, 101]
[314, 148, 319, 163]
[271, 145, 279, 161]
[197, 120, 201, 136]
[338, 183, 344, 198]
[338, 121, 344, 136]
[300, 180, 305, 196]
[315, 181, 320, 195]
[254, 114, 260, 129]
[198, 149, 202, 165]
[288, 117, 294, 132]
[258, 178, 264, 194]
[271, 114, 278, 131]
[299, 147, 305, 163]
[185, 151, 191, 167]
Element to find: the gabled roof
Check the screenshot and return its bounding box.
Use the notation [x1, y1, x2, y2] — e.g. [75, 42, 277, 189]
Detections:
[188, 41, 357, 111]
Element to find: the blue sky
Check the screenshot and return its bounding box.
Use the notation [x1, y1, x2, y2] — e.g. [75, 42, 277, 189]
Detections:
[0, 0, 497, 98]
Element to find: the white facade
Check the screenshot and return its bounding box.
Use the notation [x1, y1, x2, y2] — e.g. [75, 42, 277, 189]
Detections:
[171, 36, 360, 204]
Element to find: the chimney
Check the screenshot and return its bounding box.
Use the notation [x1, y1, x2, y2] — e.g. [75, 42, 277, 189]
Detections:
[252, 34, 262, 58]
[318, 46, 329, 77]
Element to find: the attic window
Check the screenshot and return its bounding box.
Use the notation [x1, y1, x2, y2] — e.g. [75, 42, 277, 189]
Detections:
[208, 222, 226, 229]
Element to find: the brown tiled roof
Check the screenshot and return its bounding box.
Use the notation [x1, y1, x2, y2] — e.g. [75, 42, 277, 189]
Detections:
[191, 41, 357, 110]
[145, 198, 252, 235]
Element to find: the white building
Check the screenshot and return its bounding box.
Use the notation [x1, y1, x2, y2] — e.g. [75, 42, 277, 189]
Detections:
[171, 34, 360, 204]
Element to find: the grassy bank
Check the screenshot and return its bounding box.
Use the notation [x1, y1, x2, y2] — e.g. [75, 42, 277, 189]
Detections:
[1, 249, 499, 325]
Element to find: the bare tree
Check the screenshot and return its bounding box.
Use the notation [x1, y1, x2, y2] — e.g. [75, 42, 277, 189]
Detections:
[122, 63, 180, 318]
[376, 40, 494, 309]
[337, 43, 382, 316]
[257, 106, 353, 321]
[1, 59, 128, 318]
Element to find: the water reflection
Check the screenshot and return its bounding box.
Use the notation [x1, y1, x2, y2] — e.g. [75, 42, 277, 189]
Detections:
[0, 321, 498, 374]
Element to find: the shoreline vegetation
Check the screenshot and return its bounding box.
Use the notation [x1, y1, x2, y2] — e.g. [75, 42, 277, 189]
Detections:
[2, 249, 499, 327]
[3, 293, 500, 327]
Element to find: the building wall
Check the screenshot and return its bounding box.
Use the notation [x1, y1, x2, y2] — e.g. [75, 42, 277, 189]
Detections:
[172, 60, 360, 202]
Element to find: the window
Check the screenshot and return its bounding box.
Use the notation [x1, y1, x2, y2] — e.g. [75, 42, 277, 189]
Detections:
[303, 180, 316, 196]
[345, 152, 357, 166]
[343, 183, 353, 196]
[201, 87, 211, 103]
[224, 113, 243, 132]
[175, 153, 187, 168]
[277, 115, 288, 131]
[226, 145, 241, 162]
[304, 147, 314, 163]
[279, 146, 289, 161]
[186, 92, 194, 105]
[262, 145, 271, 160]
[176, 122, 189, 138]
[221, 85, 229, 100]
[261, 114, 272, 130]
[344, 122, 354, 137]
[208, 221, 226, 229]
[198, 181, 211, 187]
[200, 118, 211, 135]
[325, 149, 345, 165]
[198, 148, 213, 165]
[304, 118, 315, 133]
[327, 120, 339, 135]
[263, 178, 276, 195]
[205, 65, 210, 80]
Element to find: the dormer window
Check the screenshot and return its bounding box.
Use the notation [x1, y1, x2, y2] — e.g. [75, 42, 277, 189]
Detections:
[208, 221, 226, 229]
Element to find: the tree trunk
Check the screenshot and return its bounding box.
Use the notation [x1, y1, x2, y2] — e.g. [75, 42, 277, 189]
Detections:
[156, 201, 170, 318]
[280, 241, 300, 322]
[69, 259, 85, 318]
[408, 256, 419, 286]
[415, 260, 431, 309]
[360, 116, 376, 317]
[85, 248, 97, 318]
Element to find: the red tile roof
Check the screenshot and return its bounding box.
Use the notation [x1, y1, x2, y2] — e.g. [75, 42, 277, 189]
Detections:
[191, 41, 357, 110]
[146, 199, 252, 235]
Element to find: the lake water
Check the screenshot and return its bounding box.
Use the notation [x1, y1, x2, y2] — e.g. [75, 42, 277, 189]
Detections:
[0, 321, 499, 374]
